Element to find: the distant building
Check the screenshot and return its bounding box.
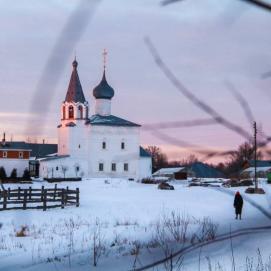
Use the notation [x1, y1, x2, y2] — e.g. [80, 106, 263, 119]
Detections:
[188, 162, 225, 178]
[240, 160, 271, 178]
[153, 167, 191, 180]
[240, 166, 271, 178]
[153, 162, 225, 180]
[0, 133, 57, 177]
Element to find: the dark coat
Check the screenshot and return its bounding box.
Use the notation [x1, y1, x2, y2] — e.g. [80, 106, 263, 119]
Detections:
[234, 194, 243, 214]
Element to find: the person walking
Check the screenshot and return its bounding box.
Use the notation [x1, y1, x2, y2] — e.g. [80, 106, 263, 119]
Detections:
[234, 191, 243, 220]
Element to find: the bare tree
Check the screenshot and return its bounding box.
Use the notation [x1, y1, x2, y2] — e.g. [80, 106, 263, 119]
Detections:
[74, 164, 80, 177]
[61, 165, 68, 179]
[145, 146, 168, 172]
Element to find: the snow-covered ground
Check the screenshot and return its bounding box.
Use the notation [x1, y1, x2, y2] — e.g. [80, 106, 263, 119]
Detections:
[0, 178, 271, 271]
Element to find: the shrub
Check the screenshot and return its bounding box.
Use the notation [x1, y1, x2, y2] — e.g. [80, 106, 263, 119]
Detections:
[22, 168, 30, 180]
[141, 178, 158, 184]
[0, 166, 7, 179]
[10, 168, 17, 179]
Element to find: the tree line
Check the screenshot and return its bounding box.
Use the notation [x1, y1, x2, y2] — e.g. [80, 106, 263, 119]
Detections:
[145, 141, 263, 177]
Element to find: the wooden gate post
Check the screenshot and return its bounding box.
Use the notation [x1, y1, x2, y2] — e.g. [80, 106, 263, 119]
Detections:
[41, 185, 44, 201]
[3, 190, 7, 210]
[76, 188, 79, 207]
[18, 187, 21, 200]
[7, 188, 10, 200]
[29, 186, 32, 200]
[43, 189, 47, 211]
[53, 184, 57, 200]
[23, 190, 27, 210]
[61, 189, 65, 209]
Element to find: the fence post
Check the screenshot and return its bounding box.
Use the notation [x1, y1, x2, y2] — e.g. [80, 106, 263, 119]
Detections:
[43, 189, 47, 211]
[29, 186, 32, 200]
[23, 190, 27, 210]
[65, 186, 69, 204]
[41, 185, 44, 201]
[76, 188, 79, 207]
[54, 184, 57, 200]
[61, 189, 65, 209]
[7, 187, 10, 200]
[3, 190, 7, 210]
[18, 187, 21, 200]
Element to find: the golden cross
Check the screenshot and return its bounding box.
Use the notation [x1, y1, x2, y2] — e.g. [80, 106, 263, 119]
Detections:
[103, 49, 108, 70]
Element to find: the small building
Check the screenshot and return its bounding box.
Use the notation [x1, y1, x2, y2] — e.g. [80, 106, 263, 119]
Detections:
[188, 162, 225, 178]
[153, 167, 189, 180]
[243, 160, 271, 169]
[0, 135, 31, 177]
[240, 166, 271, 179]
[0, 133, 58, 178]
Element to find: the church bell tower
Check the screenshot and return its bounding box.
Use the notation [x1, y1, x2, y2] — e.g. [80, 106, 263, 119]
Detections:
[58, 59, 89, 156]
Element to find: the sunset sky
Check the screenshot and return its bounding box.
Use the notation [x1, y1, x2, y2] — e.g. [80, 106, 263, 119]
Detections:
[1, 0, 271, 162]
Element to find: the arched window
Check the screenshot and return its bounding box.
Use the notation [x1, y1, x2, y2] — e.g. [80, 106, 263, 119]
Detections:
[78, 105, 83, 119]
[68, 105, 74, 119]
[62, 106, 66, 119]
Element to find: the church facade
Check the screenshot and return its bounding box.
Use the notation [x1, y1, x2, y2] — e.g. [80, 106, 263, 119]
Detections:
[39, 59, 152, 180]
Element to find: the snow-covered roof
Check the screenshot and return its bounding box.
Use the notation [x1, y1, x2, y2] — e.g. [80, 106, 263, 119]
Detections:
[38, 155, 70, 162]
[153, 167, 186, 175]
[87, 114, 140, 127]
[242, 166, 271, 173]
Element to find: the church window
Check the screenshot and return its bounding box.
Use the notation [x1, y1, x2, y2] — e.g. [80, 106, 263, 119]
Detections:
[99, 163, 104, 171]
[3, 151, 7, 158]
[111, 163, 116, 171]
[102, 141, 106, 149]
[121, 142, 125, 150]
[68, 105, 74, 119]
[124, 163, 128, 172]
[62, 106, 66, 119]
[78, 105, 83, 119]
[19, 152, 23, 158]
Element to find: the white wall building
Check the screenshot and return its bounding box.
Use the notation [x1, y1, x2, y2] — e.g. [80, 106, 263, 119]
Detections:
[39, 59, 152, 180]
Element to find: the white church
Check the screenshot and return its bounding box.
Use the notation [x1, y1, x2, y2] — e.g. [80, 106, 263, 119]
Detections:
[39, 57, 152, 180]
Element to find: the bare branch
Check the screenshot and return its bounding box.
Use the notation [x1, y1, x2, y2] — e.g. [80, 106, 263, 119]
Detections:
[143, 118, 217, 130]
[224, 81, 255, 125]
[144, 37, 252, 141]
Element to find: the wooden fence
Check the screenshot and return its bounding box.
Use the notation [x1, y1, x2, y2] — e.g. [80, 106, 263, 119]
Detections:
[0, 184, 79, 211]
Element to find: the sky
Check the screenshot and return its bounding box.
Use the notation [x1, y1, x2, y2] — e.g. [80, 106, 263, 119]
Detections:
[0, 0, 271, 163]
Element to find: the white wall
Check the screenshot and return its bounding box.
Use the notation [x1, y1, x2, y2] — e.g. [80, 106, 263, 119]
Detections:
[58, 120, 89, 159]
[0, 159, 29, 177]
[139, 157, 152, 179]
[39, 157, 88, 179]
[95, 99, 111, 116]
[88, 125, 141, 179]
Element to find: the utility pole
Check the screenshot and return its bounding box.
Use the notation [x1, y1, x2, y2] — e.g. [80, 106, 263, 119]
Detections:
[253, 121, 258, 190]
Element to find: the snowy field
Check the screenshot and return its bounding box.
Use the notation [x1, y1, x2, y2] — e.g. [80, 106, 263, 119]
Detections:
[0, 178, 271, 271]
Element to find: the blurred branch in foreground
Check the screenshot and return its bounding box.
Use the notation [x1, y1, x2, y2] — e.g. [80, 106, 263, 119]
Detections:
[161, 0, 271, 12]
[26, 0, 101, 136]
[144, 37, 252, 141]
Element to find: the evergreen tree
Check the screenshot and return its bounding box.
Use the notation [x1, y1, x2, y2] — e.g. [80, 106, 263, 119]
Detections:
[0, 166, 7, 179]
[10, 168, 17, 179]
[22, 168, 30, 180]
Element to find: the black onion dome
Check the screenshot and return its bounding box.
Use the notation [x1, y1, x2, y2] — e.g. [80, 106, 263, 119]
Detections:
[93, 71, 114, 99]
